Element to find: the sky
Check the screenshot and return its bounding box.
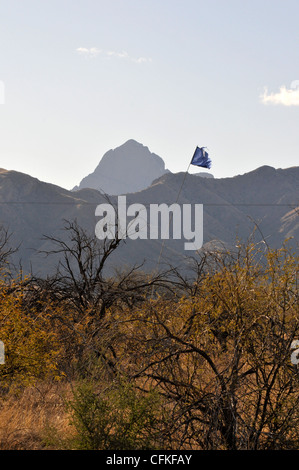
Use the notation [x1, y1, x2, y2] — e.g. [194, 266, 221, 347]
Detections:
[0, 0, 298, 190]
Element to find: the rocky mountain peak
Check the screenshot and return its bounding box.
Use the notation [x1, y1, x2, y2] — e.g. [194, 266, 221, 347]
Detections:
[73, 140, 169, 195]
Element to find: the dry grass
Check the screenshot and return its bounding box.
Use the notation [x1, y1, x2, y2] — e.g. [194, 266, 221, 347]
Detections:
[0, 381, 74, 450]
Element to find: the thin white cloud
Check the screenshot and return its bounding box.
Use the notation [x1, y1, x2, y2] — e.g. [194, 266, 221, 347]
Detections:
[76, 47, 152, 64]
[76, 47, 102, 58]
[261, 84, 299, 106]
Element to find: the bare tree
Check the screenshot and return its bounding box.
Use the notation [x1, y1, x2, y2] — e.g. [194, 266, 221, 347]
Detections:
[29, 219, 170, 377]
[0, 225, 19, 279]
[36, 220, 170, 316]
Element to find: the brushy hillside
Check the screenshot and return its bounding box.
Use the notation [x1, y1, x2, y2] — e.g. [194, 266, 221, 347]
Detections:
[0, 224, 298, 450]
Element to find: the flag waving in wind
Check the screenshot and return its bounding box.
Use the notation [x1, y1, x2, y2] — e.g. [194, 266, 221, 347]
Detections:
[191, 146, 212, 169]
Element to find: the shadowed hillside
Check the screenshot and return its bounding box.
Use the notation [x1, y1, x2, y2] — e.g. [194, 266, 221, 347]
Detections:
[0, 165, 298, 276]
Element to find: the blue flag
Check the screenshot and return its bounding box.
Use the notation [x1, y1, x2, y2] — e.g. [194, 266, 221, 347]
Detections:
[191, 146, 212, 169]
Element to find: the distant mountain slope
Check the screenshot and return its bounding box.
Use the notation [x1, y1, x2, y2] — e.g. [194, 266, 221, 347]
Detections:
[0, 165, 298, 276]
[73, 139, 170, 195]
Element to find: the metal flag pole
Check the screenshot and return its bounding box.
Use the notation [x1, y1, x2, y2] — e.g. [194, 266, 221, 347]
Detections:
[174, 162, 192, 206]
[152, 158, 193, 288]
[150, 145, 212, 297]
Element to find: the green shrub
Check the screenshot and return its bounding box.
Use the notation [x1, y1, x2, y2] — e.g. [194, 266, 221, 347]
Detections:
[66, 378, 162, 450]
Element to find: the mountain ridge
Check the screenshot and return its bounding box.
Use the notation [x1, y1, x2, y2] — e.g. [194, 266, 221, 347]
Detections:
[0, 163, 298, 276]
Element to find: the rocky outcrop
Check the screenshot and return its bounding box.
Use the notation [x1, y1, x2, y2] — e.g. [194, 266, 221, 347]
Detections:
[73, 139, 169, 195]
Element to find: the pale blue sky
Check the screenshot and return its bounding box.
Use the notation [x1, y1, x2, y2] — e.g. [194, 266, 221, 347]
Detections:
[0, 0, 298, 189]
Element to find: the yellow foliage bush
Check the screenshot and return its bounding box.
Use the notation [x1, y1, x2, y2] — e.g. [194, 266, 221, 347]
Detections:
[0, 280, 62, 394]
